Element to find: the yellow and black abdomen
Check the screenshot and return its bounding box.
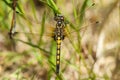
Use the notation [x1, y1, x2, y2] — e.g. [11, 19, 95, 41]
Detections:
[53, 28, 65, 74]
[56, 36, 61, 73]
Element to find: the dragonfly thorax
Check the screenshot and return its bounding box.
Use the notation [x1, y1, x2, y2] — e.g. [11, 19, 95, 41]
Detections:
[53, 28, 65, 41]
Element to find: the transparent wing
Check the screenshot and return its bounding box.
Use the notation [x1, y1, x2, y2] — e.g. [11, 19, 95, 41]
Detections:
[11, 20, 99, 43]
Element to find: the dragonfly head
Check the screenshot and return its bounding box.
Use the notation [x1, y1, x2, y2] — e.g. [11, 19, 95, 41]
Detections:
[54, 15, 64, 26]
[54, 15, 64, 22]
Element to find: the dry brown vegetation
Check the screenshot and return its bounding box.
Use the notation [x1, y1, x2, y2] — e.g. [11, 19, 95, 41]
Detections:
[0, 0, 119, 80]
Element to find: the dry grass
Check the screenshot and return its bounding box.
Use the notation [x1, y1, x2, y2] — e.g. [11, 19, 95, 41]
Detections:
[0, 0, 119, 80]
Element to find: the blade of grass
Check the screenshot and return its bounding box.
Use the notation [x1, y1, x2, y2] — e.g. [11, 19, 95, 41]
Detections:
[2, 0, 23, 14]
[46, 0, 60, 15]
[46, 40, 56, 76]
[38, 11, 46, 46]
[14, 38, 51, 57]
[72, 0, 78, 24]
[79, 0, 89, 27]
[49, 40, 56, 66]
[2, 0, 12, 9]
[38, 0, 60, 15]
[33, 50, 43, 65]
[30, 0, 38, 22]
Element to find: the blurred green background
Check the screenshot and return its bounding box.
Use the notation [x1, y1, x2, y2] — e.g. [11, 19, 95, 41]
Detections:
[0, 0, 119, 80]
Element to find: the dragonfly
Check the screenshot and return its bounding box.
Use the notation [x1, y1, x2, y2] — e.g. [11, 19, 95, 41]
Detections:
[7, 0, 67, 73]
[8, 13, 98, 74]
[53, 14, 66, 74]
[8, 0, 98, 74]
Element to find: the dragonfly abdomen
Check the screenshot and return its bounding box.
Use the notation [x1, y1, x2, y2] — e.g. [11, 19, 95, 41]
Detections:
[56, 36, 61, 73]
